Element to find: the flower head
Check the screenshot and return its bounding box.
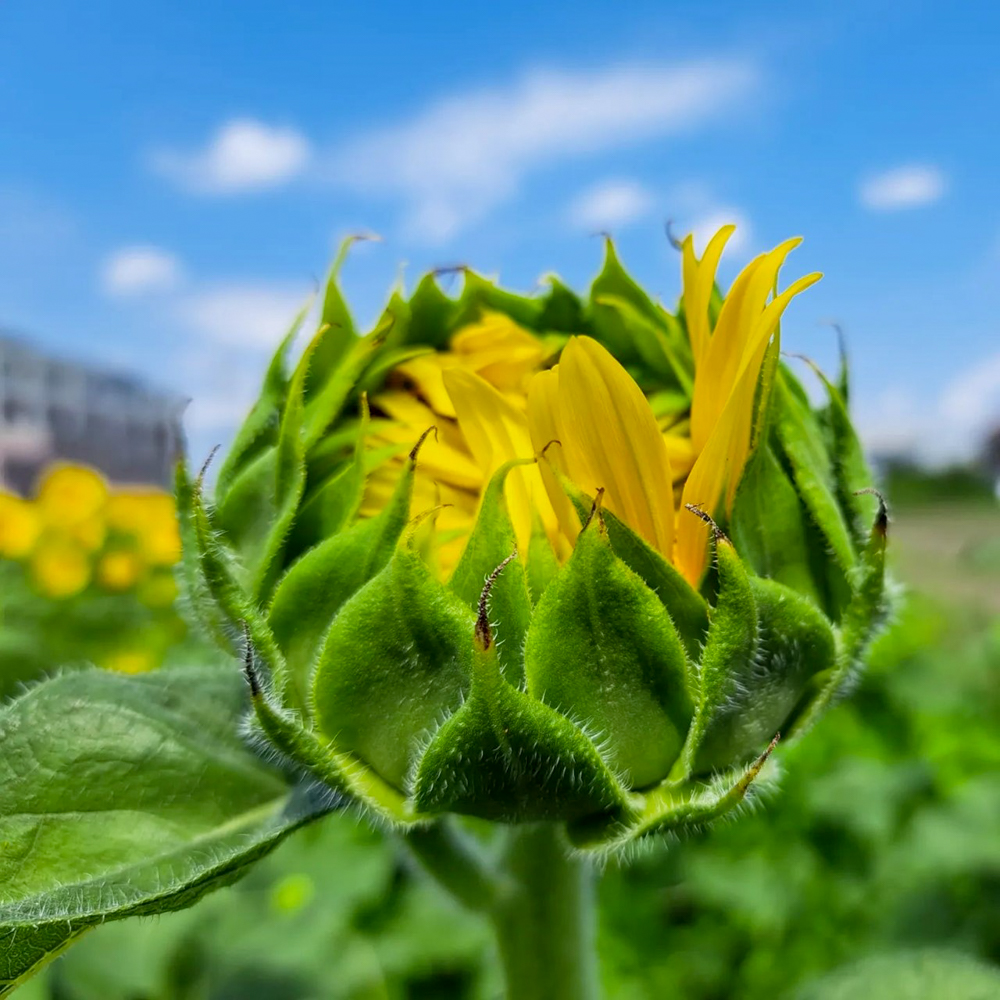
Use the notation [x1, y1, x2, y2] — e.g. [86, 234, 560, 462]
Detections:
[182, 227, 889, 852]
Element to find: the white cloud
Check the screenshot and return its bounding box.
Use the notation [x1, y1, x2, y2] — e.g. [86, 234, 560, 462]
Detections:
[101, 245, 182, 297]
[151, 119, 311, 194]
[568, 179, 654, 231]
[852, 350, 1000, 465]
[688, 207, 752, 255]
[179, 282, 311, 348]
[859, 164, 947, 211]
[328, 58, 758, 243]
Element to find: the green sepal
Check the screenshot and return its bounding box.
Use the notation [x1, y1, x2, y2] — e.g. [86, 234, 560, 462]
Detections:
[786, 497, 889, 739]
[570, 736, 778, 850]
[266, 438, 418, 712]
[245, 676, 410, 824]
[302, 305, 397, 450]
[594, 293, 693, 395]
[587, 239, 671, 370]
[561, 482, 708, 661]
[286, 396, 369, 559]
[311, 540, 475, 791]
[447, 459, 533, 685]
[215, 299, 309, 503]
[305, 234, 365, 399]
[526, 511, 560, 605]
[680, 535, 836, 776]
[456, 270, 545, 331]
[772, 371, 857, 575]
[212, 330, 315, 604]
[525, 508, 694, 789]
[405, 272, 462, 349]
[730, 442, 821, 604]
[173, 462, 234, 651]
[538, 275, 586, 333]
[809, 361, 878, 547]
[412, 640, 632, 823]
[177, 461, 288, 684]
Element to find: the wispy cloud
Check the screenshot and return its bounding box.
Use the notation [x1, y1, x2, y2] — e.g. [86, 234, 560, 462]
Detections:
[101, 245, 182, 297]
[178, 282, 310, 347]
[859, 164, 947, 211]
[151, 119, 311, 194]
[327, 59, 759, 243]
[567, 179, 654, 231]
[853, 349, 1000, 464]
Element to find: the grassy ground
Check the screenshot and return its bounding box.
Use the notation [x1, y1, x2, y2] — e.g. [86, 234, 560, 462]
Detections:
[889, 501, 1000, 614]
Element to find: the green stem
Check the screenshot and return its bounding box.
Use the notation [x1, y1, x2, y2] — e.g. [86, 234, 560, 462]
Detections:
[492, 823, 599, 1000]
[403, 821, 600, 1000]
[402, 819, 500, 914]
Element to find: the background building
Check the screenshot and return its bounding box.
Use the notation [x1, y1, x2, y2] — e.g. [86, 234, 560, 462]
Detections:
[0, 332, 186, 494]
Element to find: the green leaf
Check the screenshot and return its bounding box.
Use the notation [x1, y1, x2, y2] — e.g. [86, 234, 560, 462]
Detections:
[312, 542, 475, 791]
[266, 446, 417, 711]
[525, 511, 694, 789]
[412, 642, 631, 823]
[793, 950, 1000, 1000]
[0, 668, 326, 996]
[447, 460, 533, 685]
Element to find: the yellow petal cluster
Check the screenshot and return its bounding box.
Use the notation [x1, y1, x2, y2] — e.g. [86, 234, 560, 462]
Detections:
[363, 229, 819, 584]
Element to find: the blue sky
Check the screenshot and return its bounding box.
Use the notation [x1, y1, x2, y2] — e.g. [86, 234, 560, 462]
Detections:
[2, 0, 998, 465]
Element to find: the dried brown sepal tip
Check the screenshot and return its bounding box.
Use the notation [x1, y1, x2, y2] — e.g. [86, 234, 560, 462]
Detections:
[196, 444, 221, 492]
[240, 621, 261, 698]
[854, 487, 889, 536]
[583, 487, 606, 531]
[409, 425, 438, 462]
[474, 549, 518, 652]
[684, 502, 727, 542]
[736, 732, 780, 796]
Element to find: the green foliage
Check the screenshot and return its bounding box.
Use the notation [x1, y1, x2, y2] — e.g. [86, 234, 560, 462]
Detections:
[0, 668, 326, 995]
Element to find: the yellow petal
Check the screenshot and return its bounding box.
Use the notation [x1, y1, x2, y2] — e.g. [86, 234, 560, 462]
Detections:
[526, 367, 581, 558]
[682, 226, 735, 373]
[555, 337, 674, 557]
[676, 268, 822, 584]
[690, 238, 800, 451]
[443, 368, 553, 557]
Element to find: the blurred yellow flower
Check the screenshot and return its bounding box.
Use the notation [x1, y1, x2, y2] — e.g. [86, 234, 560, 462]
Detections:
[102, 648, 156, 674]
[0, 494, 42, 558]
[137, 570, 179, 609]
[97, 549, 145, 591]
[30, 537, 91, 598]
[37, 464, 108, 529]
[107, 491, 181, 565]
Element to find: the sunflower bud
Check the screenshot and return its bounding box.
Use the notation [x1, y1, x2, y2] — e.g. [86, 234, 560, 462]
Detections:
[180, 228, 889, 852]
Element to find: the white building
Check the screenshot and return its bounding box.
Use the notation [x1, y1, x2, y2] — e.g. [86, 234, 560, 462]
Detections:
[0, 333, 186, 494]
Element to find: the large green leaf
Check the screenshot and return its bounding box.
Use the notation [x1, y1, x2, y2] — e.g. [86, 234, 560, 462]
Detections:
[0, 667, 327, 995]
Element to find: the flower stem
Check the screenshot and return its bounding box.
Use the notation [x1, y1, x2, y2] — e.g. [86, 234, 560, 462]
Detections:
[490, 823, 599, 1000]
[403, 820, 600, 1000]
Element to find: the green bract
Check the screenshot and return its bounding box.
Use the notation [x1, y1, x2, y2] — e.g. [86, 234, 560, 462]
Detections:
[179, 239, 890, 854]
